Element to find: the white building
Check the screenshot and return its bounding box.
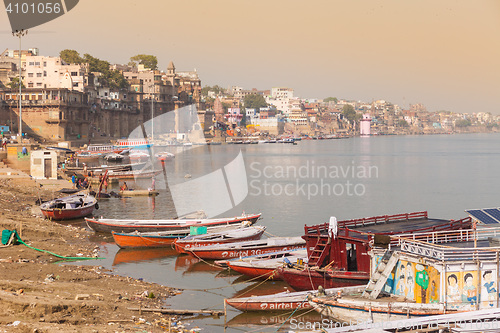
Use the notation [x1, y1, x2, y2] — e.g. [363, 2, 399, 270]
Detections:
[24, 55, 88, 92]
[266, 87, 294, 114]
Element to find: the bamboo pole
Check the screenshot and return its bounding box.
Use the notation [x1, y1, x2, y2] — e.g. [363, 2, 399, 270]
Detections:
[128, 308, 224, 316]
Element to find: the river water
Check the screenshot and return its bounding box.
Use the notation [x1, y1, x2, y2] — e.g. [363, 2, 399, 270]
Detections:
[77, 133, 500, 332]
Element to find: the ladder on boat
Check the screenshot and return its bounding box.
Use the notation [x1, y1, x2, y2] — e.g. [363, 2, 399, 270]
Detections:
[308, 237, 329, 267]
[362, 250, 399, 300]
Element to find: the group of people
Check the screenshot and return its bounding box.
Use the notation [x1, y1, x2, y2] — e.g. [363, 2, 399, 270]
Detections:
[71, 173, 91, 190]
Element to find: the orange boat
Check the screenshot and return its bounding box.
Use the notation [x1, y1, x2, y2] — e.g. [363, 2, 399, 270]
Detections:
[112, 225, 265, 249]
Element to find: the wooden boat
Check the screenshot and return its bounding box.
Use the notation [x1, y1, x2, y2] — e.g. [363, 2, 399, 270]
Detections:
[85, 144, 126, 155]
[155, 151, 175, 161]
[104, 153, 124, 161]
[75, 151, 99, 161]
[185, 237, 306, 260]
[306, 225, 500, 324]
[113, 224, 265, 249]
[129, 151, 150, 162]
[226, 285, 365, 312]
[309, 293, 447, 323]
[85, 213, 262, 233]
[280, 212, 473, 291]
[65, 162, 146, 173]
[40, 193, 97, 221]
[119, 189, 159, 197]
[224, 248, 307, 280]
[106, 169, 162, 179]
[173, 226, 267, 253]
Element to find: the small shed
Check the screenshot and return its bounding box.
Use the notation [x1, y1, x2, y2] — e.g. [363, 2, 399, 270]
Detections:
[31, 150, 58, 180]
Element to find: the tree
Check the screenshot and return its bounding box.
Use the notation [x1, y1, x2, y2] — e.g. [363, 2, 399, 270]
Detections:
[7, 77, 25, 89]
[398, 119, 409, 127]
[243, 94, 267, 110]
[201, 85, 225, 97]
[60, 49, 84, 64]
[324, 97, 338, 103]
[455, 119, 471, 128]
[83, 54, 128, 89]
[342, 104, 357, 122]
[129, 54, 158, 70]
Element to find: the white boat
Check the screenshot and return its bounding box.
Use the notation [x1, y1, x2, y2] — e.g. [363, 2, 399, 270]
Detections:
[155, 151, 175, 161]
[226, 285, 366, 312]
[84, 213, 262, 233]
[104, 153, 124, 161]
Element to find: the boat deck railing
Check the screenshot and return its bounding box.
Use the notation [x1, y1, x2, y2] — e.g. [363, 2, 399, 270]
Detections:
[394, 226, 500, 261]
[304, 211, 429, 236]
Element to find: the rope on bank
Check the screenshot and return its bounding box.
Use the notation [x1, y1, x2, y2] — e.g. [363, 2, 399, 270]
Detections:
[1, 229, 105, 260]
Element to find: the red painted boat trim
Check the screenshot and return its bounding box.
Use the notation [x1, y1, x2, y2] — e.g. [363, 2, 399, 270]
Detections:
[280, 268, 369, 291]
[174, 229, 265, 253]
[188, 244, 305, 260]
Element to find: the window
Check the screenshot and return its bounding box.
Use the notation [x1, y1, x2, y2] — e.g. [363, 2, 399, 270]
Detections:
[35, 62, 40, 66]
[43, 71, 47, 77]
[29, 62, 34, 66]
[73, 83, 78, 87]
[71, 72, 78, 76]
[28, 73, 33, 77]
[36, 73, 42, 77]
[43, 62, 47, 67]
[28, 83, 33, 88]
[36, 83, 42, 87]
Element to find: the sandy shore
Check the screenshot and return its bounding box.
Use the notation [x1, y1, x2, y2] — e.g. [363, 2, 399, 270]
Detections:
[0, 176, 199, 333]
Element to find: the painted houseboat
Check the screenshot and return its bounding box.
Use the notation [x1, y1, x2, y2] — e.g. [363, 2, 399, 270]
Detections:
[309, 220, 500, 323]
[280, 211, 473, 291]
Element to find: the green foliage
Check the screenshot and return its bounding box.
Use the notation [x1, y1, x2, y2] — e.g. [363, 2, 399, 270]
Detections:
[324, 97, 338, 103]
[201, 85, 225, 97]
[455, 118, 471, 128]
[7, 77, 24, 89]
[342, 104, 360, 123]
[130, 54, 158, 70]
[398, 119, 410, 127]
[243, 94, 267, 110]
[60, 49, 84, 64]
[83, 54, 128, 90]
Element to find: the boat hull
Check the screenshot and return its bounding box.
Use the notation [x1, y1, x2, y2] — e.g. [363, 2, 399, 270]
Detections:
[309, 296, 448, 324]
[187, 242, 305, 260]
[226, 285, 366, 312]
[119, 190, 159, 197]
[280, 267, 370, 291]
[85, 214, 261, 233]
[174, 229, 266, 253]
[41, 204, 95, 220]
[112, 231, 181, 248]
[227, 264, 281, 280]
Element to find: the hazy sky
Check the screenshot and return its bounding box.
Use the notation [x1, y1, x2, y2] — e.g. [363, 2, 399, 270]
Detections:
[1, 0, 500, 114]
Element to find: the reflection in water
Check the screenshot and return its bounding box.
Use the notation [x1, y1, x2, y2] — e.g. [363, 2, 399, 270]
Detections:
[113, 247, 177, 266]
[87, 134, 500, 332]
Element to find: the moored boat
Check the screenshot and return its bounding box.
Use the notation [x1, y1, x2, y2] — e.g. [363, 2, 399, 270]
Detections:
[40, 193, 97, 221]
[119, 189, 159, 197]
[226, 285, 365, 312]
[113, 224, 265, 249]
[307, 223, 500, 324]
[185, 236, 306, 260]
[155, 151, 175, 161]
[85, 213, 262, 233]
[281, 211, 473, 291]
[173, 226, 267, 253]
[106, 169, 162, 179]
[223, 248, 308, 280]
